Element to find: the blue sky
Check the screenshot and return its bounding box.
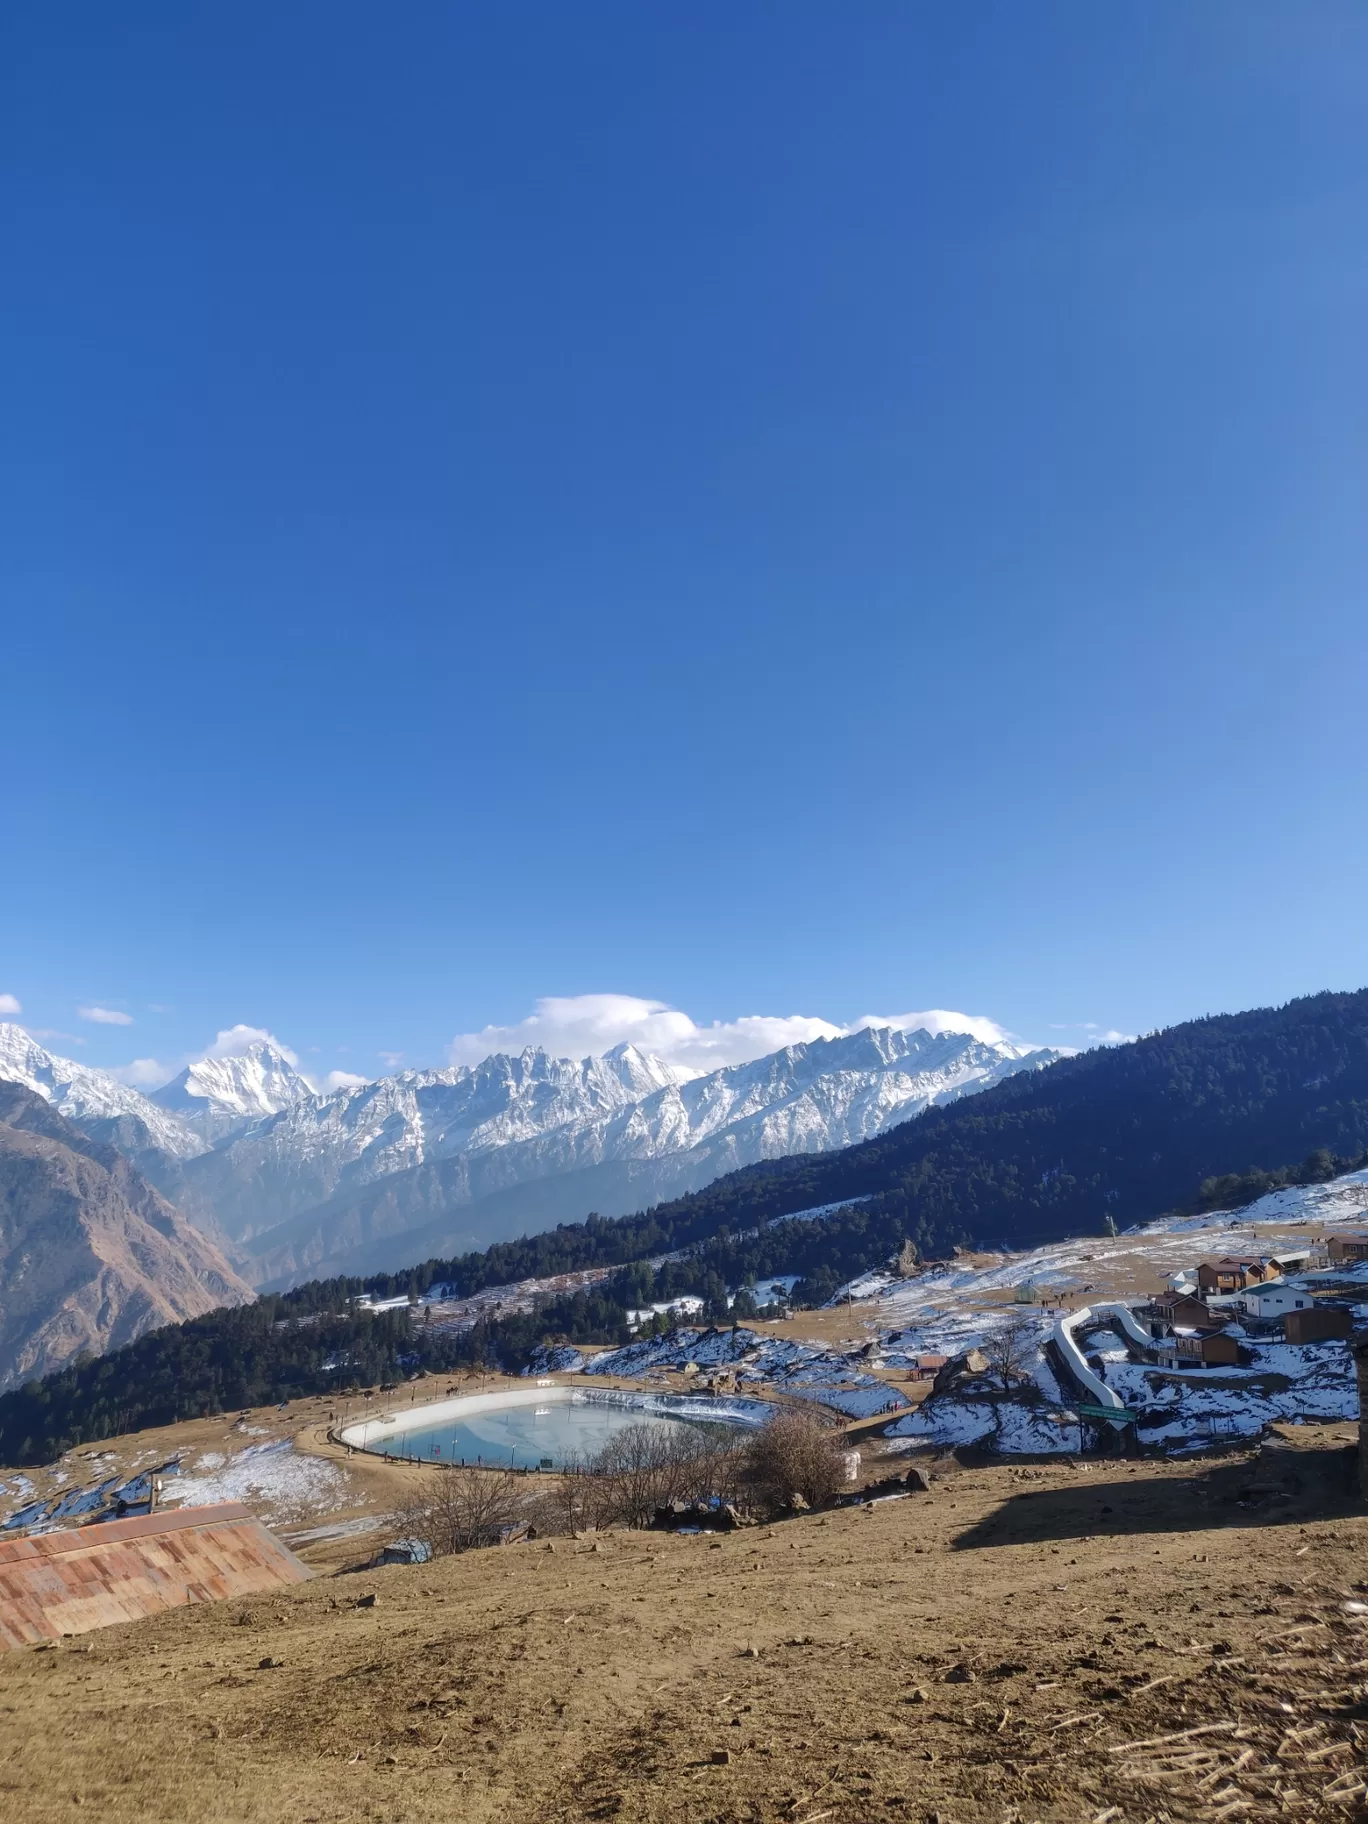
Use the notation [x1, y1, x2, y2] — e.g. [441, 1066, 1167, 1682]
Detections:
[3, 4, 1367, 1084]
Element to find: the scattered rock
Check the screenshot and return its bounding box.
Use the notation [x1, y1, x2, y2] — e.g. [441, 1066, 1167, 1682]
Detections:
[711, 1748, 731, 1765]
[905, 1466, 932, 1493]
[944, 1664, 976, 1684]
[355, 1594, 377, 1609]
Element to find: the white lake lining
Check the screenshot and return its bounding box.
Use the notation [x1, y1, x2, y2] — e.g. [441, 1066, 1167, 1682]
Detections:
[337, 1385, 770, 1471]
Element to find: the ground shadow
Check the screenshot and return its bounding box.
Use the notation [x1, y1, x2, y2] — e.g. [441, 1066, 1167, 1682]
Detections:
[950, 1443, 1360, 1551]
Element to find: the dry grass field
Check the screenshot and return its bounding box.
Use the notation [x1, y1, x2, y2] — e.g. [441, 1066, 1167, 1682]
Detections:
[2, 1426, 1365, 1824]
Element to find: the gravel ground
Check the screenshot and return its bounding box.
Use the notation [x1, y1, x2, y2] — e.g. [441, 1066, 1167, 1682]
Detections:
[0, 1428, 1364, 1822]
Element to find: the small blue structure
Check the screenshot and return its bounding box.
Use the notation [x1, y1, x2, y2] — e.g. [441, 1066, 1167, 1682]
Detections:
[377, 1537, 432, 1566]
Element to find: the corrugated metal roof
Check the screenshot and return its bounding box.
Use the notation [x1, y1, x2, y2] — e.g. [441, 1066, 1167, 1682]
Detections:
[0, 1502, 312, 1651]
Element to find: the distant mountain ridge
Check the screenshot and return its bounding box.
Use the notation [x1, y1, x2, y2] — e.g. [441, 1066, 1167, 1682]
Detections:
[0, 1082, 252, 1392]
[0, 1025, 208, 1170]
[232, 1026, 1059, 1284]
[0, 1021, 1060, 1288]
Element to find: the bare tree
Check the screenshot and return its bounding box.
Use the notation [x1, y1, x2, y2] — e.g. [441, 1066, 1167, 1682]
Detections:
[395, 1465, 531, 1556]
[984, 1316, 1039, 1392]
[528, 1451, 606, 1536]
[742, 1406, 847, 1513]
[586, 1423, 746, 1529]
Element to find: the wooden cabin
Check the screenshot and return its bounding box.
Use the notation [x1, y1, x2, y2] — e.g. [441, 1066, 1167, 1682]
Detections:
[1153, 1330, 1241, 1369]
[1284, 1305, 1353, 1344]
[1195, 1257, 1274, 1294]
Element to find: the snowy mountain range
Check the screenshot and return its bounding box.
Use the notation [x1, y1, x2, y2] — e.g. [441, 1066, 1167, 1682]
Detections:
[0, 1023, 209, 1166]
[0, 1021, 1061, 1288]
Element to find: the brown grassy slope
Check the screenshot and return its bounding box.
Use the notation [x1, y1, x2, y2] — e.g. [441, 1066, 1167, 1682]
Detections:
[1, 1437, 1365, 1824]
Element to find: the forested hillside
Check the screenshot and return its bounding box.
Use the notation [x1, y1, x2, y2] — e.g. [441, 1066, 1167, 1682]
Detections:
[5, 989, 1368, 1463]
[367, 986, 1368, 1299]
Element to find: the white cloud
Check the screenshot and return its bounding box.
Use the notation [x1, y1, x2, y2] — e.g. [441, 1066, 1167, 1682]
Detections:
[105, 1023, 302, 1092]
[378, 1050, 404, 1068]
[78, 1005, 135, 1026]
[446, 993, 1025, 1074]
[854, 1007, 1012, 1048]
[29, 1028, 87, 1046]
[203, 1024, 299, 1064]
[1049, 1021, 1136, 1046]
[324, 1069, 370, 1091]
[0, 993, 21, 1015]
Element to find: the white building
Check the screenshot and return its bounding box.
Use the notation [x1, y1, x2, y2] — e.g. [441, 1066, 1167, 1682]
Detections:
[1241, 1282, 1315, 1321]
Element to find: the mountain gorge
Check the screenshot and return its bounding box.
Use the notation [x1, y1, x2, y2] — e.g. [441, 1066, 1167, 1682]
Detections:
[0, 1022, 1058, 1289]
[0, 1082, 252, 1392]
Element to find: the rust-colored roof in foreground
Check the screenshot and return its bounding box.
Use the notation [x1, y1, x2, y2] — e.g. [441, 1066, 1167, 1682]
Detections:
[0, 1502, 312, 1651]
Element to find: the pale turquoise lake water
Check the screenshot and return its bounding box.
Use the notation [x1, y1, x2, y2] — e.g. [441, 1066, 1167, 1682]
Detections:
[372, 1394, 761, 1470]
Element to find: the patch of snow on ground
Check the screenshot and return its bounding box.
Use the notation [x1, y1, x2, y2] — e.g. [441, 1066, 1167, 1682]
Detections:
[283, 1514, 389, 1545]
[1099, 1338, 1358, 1444]
[890, 1400, 998, 1449]
[163, 1440, 346, 1524]
[586, 1326, 909, 1418]
[828, 1271, 898, 1305]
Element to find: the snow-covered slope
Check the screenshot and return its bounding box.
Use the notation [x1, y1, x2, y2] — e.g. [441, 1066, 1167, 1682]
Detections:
[151, 1039, 317, 1141]
[0, 1025, 206, 1165]
[207, 1027, 1060, 1282]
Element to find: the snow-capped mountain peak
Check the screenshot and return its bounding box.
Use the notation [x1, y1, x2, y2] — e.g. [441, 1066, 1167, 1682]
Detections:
[152, 1038, 316, 1133]
[599, 1041, 702, 1092]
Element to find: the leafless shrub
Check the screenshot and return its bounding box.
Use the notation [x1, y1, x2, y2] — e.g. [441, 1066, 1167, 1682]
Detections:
[576, 1422, 748, 1529]
[526, 1451, 606, 1535]
[984, 1315, 1040, 1391]
[741, 1405, 847, 1512]
[395, 1464, 532, 1556]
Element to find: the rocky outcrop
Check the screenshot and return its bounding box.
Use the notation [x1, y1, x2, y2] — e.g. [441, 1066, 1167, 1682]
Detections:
[0, 1084, 253, 1392]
